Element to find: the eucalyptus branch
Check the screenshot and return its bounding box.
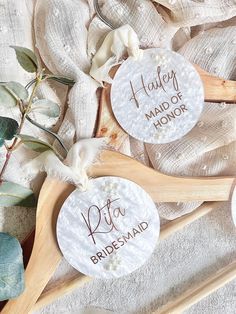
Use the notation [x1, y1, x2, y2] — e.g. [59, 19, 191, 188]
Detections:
[0, 116, 25, 182]
[25, 79, 37, 90]
[0, 45, 75, 187]
[25, 74, 75, 91]
[4, 142, 10, 151]
[0, 71, 43, 182]
[0, 45, 76, 208]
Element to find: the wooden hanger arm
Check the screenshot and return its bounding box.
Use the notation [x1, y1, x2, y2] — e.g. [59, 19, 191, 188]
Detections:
[194, 64, 236, 103]
[155, 260, 236, 314]
[1, 180, 74, 314]
[4, 150, 233, 313]
[95, 80, 128, 150]
[89, 150, 235, 202]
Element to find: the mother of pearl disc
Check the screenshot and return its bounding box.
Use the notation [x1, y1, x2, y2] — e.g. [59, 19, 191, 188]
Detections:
[111, 48, 204, 144]
[57, 177, 160, 279]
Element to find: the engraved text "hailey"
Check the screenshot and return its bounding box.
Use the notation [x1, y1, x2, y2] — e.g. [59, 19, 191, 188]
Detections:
[129, 66, 179, 109]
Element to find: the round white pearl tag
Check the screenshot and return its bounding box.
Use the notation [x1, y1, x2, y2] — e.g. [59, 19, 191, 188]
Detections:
[57, 177, 160, 279]
[111, 48, 204, 144]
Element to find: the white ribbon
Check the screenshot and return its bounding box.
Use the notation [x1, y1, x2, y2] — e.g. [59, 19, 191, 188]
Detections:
[89, 24, 143, 84]
[24, 138, 107, 190]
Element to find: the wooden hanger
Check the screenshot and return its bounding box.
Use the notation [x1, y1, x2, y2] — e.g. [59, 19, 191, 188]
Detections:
[1, 66, 236, 314]
[91, 64, 236, 203]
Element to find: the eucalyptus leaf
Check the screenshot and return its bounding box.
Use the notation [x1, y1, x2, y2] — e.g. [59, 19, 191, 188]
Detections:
[10, 46, 38, 73]
[0, 85, 18, 108]
[31, 99, 60, 118]
[0, 181, 36, 207]
[17, 134, 55, 153]
[47, 75, 75, 86]
[0, 233, 25, 301]
[0, 81, 28, 108]
[0, 116, 18, 140]
[4, 82, 28, 101]
[26, 115, 68, 154]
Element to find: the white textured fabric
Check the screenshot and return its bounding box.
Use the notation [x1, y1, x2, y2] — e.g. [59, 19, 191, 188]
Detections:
[0, 0, 235, 313]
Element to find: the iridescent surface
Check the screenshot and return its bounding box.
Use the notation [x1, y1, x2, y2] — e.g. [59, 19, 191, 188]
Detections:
[57, 177, 160, 279]
[111, 48, 204, 144]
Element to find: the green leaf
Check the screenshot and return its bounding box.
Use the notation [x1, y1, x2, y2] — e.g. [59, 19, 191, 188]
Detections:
[31, 99, 60, 118]
[4, 82, 29, 101]
[0, 181, 36, 207]
[47, 75, 75, 86]
[25, 115, 68, 155]
[17, 134, 55, 153]
[0, 233, 25, 301]
[0, 85, 18, 108]
[0, 116, 18, 140]
[0, 82, 28, 108]
[10, 46, 38, 73]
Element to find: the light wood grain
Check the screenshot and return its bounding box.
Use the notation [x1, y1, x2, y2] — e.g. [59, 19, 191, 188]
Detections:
[159, 202, 214, 241]
[1, 180, 74, 314]
[95, 82, 128, 150]
[31, 275, 92, 313]
[194, 64, 236, 103]
[90, 150, 236, 202]
[154, 260, 236, 314]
